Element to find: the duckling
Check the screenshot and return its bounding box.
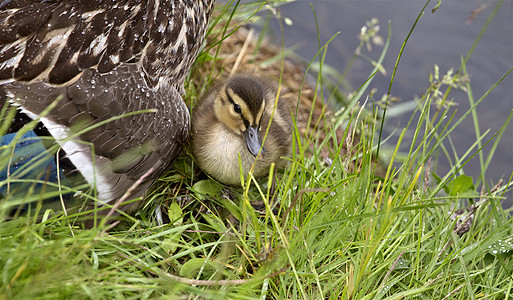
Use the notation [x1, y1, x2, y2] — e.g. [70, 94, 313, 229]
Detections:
[0, 0, 216, 217]
[191, 75, 292, 186]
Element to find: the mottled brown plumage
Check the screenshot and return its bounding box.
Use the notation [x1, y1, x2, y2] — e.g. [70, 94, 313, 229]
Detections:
[191, 75, 292, 186]
[0, 0, 215, 214]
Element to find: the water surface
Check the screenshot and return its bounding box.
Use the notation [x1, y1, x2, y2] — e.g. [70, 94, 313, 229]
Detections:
[264, 0, 512, 196]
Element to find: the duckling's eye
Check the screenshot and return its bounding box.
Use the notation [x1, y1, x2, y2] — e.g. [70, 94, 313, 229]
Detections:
[233, 103, 241, 114]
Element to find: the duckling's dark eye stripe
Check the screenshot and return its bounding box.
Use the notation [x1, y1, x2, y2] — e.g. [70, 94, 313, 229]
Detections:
[242, 118, 250, 128]
[225, 88, 244, 115]
[225, 89, 237, 106]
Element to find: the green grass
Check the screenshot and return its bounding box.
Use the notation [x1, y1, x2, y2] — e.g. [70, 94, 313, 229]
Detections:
[1, 0, 513, 299]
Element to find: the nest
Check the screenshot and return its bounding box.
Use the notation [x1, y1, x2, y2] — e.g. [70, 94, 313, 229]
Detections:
[153, 18, 383, 222]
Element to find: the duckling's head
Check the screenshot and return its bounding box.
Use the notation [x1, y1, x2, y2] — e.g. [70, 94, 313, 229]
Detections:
[213, 75, 267, 157]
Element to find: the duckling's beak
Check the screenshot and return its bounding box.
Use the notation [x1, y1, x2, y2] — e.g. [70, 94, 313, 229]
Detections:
[243, 126, 265, 158]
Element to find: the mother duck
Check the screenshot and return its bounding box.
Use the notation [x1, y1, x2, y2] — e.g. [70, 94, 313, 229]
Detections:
[0, 0, 215, 217]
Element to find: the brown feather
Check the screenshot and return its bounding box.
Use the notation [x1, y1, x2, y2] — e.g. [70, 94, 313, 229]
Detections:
[0, 0, 216, 216]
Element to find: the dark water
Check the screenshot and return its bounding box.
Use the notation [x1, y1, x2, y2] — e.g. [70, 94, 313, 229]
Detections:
[259, 0, 512, 198]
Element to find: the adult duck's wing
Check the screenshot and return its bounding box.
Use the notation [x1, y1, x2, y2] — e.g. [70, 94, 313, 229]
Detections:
[0, 0, 215, 210]
[4, 65, 189, 205]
